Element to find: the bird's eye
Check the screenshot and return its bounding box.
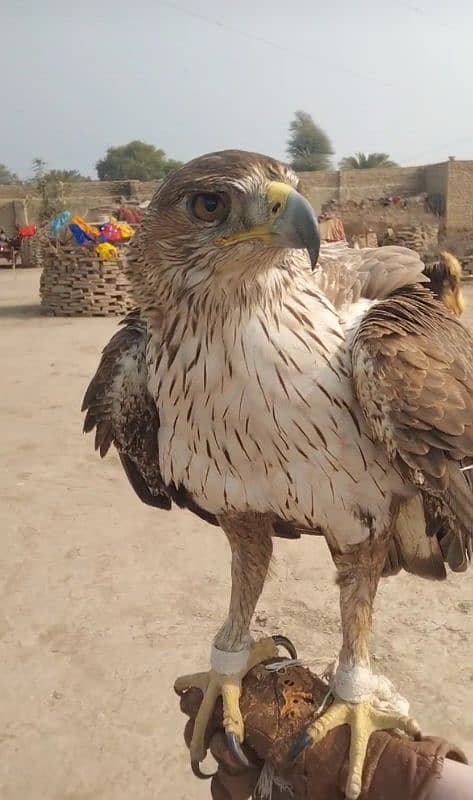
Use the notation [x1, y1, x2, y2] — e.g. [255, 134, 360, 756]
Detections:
[190, 193, 229, 224]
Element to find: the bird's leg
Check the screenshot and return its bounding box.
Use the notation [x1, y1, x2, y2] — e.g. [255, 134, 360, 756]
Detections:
[174, 513, 293, 775]
[334, 533, 383, 678]
[292, 532, 420, 799]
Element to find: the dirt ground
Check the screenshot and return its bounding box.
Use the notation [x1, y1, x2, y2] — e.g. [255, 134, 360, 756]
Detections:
[1, 269, 473, 800]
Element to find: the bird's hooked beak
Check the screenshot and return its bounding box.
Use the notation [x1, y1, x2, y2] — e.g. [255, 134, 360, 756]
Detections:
[217, 182, 320, 268]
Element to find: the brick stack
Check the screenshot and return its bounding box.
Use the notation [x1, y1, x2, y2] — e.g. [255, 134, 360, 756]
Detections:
[381, 225, 438, 256]
[39, 243, 134, 316]
[460, 255, 473, 276]
[20, 236, 42, 268]
[351, 231, 378, 249]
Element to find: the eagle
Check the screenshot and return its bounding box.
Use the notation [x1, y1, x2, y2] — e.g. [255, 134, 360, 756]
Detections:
[82, 151, 473, 799]
[423, 250, 465, 317]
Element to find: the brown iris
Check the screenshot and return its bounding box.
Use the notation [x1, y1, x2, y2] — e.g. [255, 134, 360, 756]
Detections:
[190, 193, 229, 223]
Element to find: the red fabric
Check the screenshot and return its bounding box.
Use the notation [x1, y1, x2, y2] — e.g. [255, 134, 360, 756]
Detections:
[100, 223, 122, 242]
[116, 207, 143, 225]
[18, 225, 36, 238]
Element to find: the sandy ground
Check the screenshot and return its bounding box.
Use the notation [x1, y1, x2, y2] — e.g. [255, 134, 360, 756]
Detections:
[1, 268, 473, 800]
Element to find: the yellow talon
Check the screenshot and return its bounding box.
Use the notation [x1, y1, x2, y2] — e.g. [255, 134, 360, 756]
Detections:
[174, 636, 280, 766]
[304, 699, 420, 800]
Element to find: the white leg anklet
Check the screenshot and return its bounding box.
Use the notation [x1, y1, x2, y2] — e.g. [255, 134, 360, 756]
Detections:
[211, 644, 250, 675]
[333, 662, 410, 717]
[333, 663, 378, 703]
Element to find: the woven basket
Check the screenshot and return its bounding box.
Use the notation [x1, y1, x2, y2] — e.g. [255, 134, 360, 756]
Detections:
[19, 237, 43, 268]
[39, 242, 134, 316]
[381, 224, 439, 256]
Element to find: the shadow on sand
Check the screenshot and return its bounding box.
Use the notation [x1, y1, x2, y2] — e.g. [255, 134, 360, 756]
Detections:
[0, 303, 42, 319]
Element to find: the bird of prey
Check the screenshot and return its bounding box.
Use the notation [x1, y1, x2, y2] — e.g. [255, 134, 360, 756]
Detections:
[423, 250, 465, 317]
[83, 151, 473, 799]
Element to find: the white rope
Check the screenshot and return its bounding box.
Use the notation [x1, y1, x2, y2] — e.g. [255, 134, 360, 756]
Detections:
[264, 659, 303, 672]
[314, 686, 333, 717]
[255, 761, 294, 800]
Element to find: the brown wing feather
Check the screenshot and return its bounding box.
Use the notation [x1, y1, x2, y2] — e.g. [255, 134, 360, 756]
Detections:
[82, 310, 219, 525]
[315, 244, 428, 310]
[82, 310, 172, 510]
[353, 286, 473, 575]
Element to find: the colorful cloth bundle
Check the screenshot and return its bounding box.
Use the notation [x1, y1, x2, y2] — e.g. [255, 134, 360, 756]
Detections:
[96, 242, 119, 260]
[17, 224, 37, 238]
[70, 216, 101, 240]
[115, 221, 134, 240]
[50, 212, 71, 238]
[99, 222, 122, 242]
[69, 224, 95, 246]
[116, 206, 143, 225]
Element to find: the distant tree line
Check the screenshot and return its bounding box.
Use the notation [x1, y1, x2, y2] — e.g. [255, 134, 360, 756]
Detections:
[0, 115, 399, 185]
[286, 111, 398, 172]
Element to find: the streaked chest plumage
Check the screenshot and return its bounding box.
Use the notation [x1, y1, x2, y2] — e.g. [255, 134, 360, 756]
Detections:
[147, 286, 403, 543]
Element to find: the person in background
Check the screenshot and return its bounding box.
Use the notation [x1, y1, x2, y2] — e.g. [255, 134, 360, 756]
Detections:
[317, 211, 347, 243]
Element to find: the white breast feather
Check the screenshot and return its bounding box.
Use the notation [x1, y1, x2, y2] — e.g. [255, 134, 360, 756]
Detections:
[148, 282, 407, 546]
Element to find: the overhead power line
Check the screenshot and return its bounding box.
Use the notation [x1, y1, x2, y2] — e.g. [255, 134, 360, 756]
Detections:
[158, 0, 397, 88]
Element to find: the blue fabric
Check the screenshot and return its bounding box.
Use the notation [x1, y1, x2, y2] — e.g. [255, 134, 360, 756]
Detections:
[50, 211, 71, 237]
[69, 223, 94, 245]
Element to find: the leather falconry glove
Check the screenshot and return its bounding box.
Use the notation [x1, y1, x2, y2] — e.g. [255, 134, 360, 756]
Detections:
[177, 657, 467, 800]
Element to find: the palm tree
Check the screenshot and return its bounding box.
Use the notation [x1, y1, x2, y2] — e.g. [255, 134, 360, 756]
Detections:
[339, 152, 398, 170]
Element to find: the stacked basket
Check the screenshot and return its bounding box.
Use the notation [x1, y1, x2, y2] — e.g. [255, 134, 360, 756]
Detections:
[381, 224, 438, 256]
[39, 242, 134, 316]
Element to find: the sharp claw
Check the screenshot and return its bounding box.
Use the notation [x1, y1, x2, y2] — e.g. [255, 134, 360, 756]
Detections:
[289, 730, 313, 763]
[225, 731, 256, 769]
[272, 634, 298, 660]
[191, 760, 215, 780]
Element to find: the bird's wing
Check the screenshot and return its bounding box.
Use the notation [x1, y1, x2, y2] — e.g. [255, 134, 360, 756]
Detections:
[352, 285, 473, 576]
[314, 243, 428, 310]
[82, 310, 218, 525]
[82, 310, 171, 509]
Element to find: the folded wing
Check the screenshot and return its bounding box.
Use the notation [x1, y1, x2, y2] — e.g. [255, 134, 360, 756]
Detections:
[82, 310, 218, 525]
[352, 285, 473, 577]
[314, 243, 428, 311]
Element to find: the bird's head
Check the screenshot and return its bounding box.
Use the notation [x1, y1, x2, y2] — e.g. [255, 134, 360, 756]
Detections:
[127, 150, 320, 309]
[425, 252, 465, 317]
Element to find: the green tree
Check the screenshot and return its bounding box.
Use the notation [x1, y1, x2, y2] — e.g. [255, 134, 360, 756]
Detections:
[32, 157, 47, 180]
[96, 140, 182, 181]
[339, 152, 398, 169]
[43, 169, 89, 182]
[31, 159, 89, 183]
[0, 163, 18, 184]
[162, 158, 184, 177]
[31, 158, 90, 220]
[287, 111, 334, 171]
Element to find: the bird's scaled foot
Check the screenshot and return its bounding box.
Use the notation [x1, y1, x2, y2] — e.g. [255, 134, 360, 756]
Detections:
[174, 635, 297, 777]
[291, 698, 420, 800]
